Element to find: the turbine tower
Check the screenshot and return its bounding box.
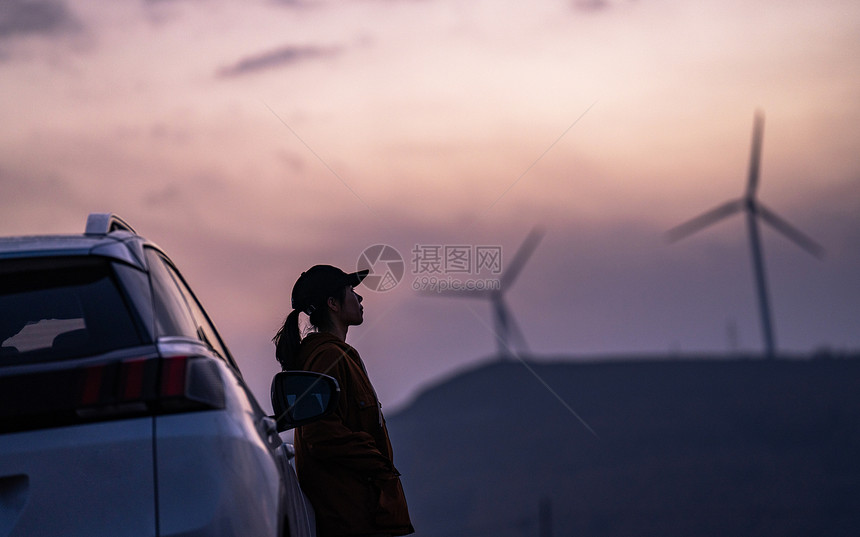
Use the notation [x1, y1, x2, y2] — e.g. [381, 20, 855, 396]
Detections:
[667, 110, 824, 359]
[425, 228, 544, 360]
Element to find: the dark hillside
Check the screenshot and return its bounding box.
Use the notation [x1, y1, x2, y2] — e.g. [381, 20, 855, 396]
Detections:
[387, 357, 860, 537]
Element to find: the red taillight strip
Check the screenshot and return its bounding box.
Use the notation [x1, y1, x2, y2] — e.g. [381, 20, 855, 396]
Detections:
[160, 355, 188, 397]
[120, 358, 148, 401]
[80, 365, 105, 406]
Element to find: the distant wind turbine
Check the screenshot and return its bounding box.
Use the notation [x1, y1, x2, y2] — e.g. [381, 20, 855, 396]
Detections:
[667, 110, 824, 359]
[424, 228, 545, 360]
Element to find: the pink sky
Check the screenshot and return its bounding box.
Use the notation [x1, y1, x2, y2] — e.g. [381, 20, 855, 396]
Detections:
[1, 0, 859, 409]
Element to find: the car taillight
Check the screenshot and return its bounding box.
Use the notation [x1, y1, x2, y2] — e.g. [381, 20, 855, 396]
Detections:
[0, 353, 226, 434]
[76, 355, 225, 419]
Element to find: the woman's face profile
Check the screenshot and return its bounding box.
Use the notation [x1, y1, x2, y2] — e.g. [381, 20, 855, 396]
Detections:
[335, 286, 364, 326]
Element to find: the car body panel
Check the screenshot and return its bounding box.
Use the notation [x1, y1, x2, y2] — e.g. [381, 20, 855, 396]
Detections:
[0, 418, 156, 537]
[155, 412, 282, 537]
[154, 360, 283, 537]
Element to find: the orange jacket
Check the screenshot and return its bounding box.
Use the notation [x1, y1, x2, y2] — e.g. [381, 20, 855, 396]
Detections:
[293, 332, 414, 537]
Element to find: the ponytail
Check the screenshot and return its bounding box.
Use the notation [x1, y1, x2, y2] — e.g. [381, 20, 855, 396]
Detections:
[273, 309, 302, 371]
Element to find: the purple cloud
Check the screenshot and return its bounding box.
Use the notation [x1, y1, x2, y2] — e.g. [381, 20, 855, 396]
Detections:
[217, 45, 339, 78]
[0, 0, 80, 40]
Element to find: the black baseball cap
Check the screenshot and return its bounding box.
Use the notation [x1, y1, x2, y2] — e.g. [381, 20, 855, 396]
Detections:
[291, 265, 369, 314]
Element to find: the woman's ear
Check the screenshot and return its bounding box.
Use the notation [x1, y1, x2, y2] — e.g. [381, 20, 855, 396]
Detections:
[326, 296, 340, 313]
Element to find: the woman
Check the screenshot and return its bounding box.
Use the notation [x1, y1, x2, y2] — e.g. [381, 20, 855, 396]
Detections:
[274, 265, 414, 537]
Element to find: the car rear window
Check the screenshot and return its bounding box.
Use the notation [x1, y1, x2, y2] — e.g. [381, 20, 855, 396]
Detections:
[0, 257, 145, 365]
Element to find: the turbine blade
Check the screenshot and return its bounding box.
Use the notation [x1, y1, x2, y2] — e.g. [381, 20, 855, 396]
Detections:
[746, 110, 765, 199]
[501, 227, 545, 289]
[666, 200, 743, 243]
[492, 294, 529, 357]
[758, 204, 825, 259]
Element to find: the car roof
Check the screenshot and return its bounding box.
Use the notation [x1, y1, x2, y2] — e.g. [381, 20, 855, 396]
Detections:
[0, 214, 150, 270]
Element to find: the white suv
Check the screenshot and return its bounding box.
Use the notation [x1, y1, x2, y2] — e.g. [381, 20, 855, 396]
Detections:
[0, 213, 335, 537]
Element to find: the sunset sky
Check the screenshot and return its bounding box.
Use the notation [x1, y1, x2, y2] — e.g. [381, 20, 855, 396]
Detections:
[2, 0, 859, 410]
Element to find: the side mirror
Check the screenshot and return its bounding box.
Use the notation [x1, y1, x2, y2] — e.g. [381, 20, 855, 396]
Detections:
[271, 371, 340, 432]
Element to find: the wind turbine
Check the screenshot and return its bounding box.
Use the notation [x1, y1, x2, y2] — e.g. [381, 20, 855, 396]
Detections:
[667, 110, 824, 359]
[424, 228, 545, 360]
